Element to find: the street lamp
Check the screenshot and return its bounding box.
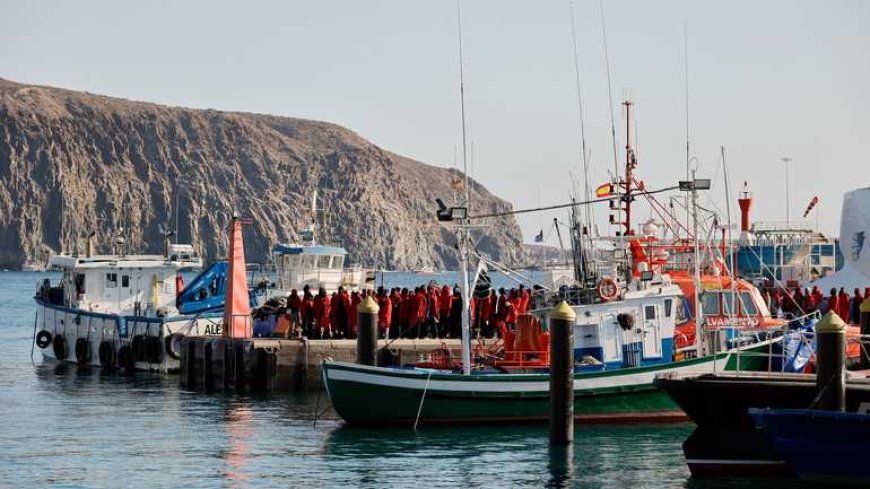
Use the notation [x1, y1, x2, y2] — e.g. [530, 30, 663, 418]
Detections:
[781, 157, 792, 228]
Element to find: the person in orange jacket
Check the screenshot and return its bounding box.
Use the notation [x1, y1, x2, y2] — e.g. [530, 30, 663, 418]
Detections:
[313, 287, 331, 338]
[425, 285, 440, 338]
[478, 290, 493, 338]
[389, 288, 402, 339]
[439, 285, 453, 325]
[505, 289, 519, 329]
[399, 288, 415, 338]
[377, 287, 392, 338]
[348, 290, 361, 338]
[415, 286, 428, 338]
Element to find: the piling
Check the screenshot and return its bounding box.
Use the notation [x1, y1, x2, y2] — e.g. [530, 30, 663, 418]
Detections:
[860, 298, 870, 369]
[356, 296, 380, 366]
[549, 301, 576, 445]
[815, 311, 846, 412]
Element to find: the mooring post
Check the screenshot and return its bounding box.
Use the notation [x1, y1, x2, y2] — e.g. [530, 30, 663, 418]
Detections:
[816, 311, 846, 411]
[549, 301, 576, 445]
[859, 298, 870, 369]
[357, 296, 380, 366]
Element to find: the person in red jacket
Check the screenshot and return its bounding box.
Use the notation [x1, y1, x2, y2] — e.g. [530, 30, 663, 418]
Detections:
[837, 287, 851, 322]
[415, 287, 428, 338]
[505, 289, 519, 329]
[493, 288, 508, 337]
[348, 290, 361, 338]
[478, 290, 493, 338]
[824, 288, 838, 316]
[313, 287, 331, 338]
[811, 286, 824, 309]
[399, 288, 415, 338]
[425, 285, 440, 338]
[518, 285, 530, 313]
[389, 288, 402, 339]
[300, 285, 314, 337]
[377, 287, 392, 338]
[439, 285, 452, 325]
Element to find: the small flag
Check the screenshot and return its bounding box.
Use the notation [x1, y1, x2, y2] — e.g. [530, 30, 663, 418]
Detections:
[534, 230, 544, 242]
[596, 183, 613, 198]
[803, 196, 819, 218]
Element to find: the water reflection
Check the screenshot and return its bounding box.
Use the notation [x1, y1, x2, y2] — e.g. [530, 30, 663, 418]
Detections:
[221, 401, 253, 487]
[548, 444, 574, 488]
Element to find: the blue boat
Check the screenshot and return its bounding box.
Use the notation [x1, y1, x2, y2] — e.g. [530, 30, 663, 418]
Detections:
[749, 408, 870, 484]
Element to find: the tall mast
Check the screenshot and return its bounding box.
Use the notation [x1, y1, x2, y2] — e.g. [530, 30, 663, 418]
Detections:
[622, 100, 634, 238]
[569, 1, 593, 230]
[455, 0, 471, 375]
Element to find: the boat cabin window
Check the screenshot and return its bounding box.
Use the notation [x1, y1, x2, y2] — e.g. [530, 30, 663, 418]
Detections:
[332, 255, 344, 269]
[106, 273, 118, 288]
[74, 273, 86, 294]
[121, 275, 130, 288]
[664, 299, 673, 318]
[720, 291, 735, 315]
[740, 291, 758, 315]
[286, 255, 300, 267]
[302, 255, 316, 268]
[701, 292, 720, 315]
[317, 255, 331, 269]
[644, 305, 657, 320]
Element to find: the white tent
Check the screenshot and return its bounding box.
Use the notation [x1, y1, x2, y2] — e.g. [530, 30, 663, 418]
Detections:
[810, 187, 870, 291]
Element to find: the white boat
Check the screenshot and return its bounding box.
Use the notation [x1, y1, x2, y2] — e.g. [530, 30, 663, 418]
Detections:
[33, 233, 219, 372]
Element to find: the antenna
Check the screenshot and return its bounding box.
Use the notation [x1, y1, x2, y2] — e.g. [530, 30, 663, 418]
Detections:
[456, 0, 470, 210]
[599, 0, 622, 241]
[569, 1, 594, 232]
[684, 20, 691, 233]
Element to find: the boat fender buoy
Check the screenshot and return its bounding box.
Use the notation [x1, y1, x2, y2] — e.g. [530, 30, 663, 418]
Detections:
[117, 345, 135, 373]
[617, 313, 635, 331]
[145, 337, 162, 364]
[165, 333, 184, 360]
[596, 278, 619, 302]
[52, 334, 67, 361]
[98, 341, 115, 368]
[131, 335, 146, 362]
[75, 338, 91, 364]
[36, 330, 52, 349]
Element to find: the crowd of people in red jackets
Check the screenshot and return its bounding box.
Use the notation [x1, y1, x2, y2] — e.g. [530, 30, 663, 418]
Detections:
[281, 283, 534, 339]
[765, 285, 870, 323]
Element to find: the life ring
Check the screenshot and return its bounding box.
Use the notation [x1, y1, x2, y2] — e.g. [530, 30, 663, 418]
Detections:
[596, 278, 619, 302]
[98, 341, 115, 369]
[145, 336, 163, 364]
[165, 333, 185, 360]
[52, 334, 67, 361]
[36, 330, 52, 349]
[131, 335, 146, 362]
[117, 345, 135, 373]
[75, 338, 91, 365]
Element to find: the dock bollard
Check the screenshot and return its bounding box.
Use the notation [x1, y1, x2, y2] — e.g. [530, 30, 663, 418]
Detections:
[860, 298, 870, 369]
[549, 301, 576, 445]
[356, 296, 380, 366]
[815, 311, 846, 412]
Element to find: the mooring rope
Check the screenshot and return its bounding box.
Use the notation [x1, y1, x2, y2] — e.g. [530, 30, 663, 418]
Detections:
[413, 371, 433, 431]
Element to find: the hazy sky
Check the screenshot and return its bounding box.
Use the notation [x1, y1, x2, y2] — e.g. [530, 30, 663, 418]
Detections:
[2, 0, 868, 244]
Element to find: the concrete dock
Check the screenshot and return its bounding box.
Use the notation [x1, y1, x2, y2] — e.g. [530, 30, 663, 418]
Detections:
[179, 337, 482, 392]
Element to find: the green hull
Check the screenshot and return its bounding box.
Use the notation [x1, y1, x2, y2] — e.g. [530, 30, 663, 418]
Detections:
[323, 348, 760, 426]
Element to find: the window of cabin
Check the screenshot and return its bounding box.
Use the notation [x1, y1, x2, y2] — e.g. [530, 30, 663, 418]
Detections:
[317, 255, 331, 268]
[740, 291, 758, 315]
[334, 256, 345, 269]
[302, 255, 316, 268]
[644, 305, 657, 320]
[121, 275, 130, 288]
[106, 273, 117, 288]
[720, 291, 736, 315]
[664, 299, 673, 318]
[287, 255, 300, 267]
[75, 273, 86, 294]
[701, 292, 720, 315]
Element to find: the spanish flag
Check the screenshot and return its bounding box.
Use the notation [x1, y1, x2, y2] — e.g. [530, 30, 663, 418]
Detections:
[595, 183, 613, 198]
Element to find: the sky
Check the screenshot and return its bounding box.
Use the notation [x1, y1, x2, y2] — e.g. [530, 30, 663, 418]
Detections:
[2, 0, 869, 245]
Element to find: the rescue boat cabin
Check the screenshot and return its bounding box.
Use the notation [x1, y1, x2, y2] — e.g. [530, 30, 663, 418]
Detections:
[271, 243, 349, 294]
[41, 244, 201, 316]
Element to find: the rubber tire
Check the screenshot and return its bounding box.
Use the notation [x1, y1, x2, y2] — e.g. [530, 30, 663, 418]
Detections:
[36, 330, 52, 349]
[165, 333, 184, 360]
[131, 335, 146, 362]
[98, 341, 115, 369]
[145, 337, 162, 364]
[117, 345, 135, 374]
[52, 334, 67, 361]
[75, 338, 91, 365]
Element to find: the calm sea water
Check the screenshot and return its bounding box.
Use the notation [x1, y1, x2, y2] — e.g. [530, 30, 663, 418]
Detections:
[0, 271, 808, 488]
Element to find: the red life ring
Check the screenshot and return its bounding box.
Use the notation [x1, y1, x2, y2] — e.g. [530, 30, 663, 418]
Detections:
[596, 278, 619, 302]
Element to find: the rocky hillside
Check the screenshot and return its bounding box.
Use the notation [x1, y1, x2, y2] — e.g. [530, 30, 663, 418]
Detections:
[0, 78, 525, 270]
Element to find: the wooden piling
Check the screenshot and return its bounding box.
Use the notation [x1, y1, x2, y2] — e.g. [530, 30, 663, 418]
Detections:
[816, 311, 846, 412]
[356, 296, 379, 366]
[549, 301, 576, 445]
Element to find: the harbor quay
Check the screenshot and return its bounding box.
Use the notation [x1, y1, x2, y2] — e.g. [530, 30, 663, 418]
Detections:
[178, 336, 489, 392]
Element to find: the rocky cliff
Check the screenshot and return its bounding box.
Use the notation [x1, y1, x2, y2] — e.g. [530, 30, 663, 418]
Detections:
[0, 78, 525, 270]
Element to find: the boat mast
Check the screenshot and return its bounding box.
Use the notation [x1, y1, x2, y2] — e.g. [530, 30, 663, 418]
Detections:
[455, 0, 472, 375]
[691, 168, 704, 357]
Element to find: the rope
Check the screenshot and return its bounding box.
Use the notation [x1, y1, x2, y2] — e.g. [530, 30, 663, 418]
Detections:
[30, 311, 37, 364]
[413, 371, 433, 431]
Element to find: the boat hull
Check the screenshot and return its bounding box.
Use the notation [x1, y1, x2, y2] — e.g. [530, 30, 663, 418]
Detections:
[322, 351, 746, 427]
[750, 408, 870, 484]
[34, 300, 221, 372]
[655, 373, 870, 477]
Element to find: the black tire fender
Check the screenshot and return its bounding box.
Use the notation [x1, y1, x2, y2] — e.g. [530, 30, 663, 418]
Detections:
[36, 330, 52, 349]
[52, 334, 67, 361]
